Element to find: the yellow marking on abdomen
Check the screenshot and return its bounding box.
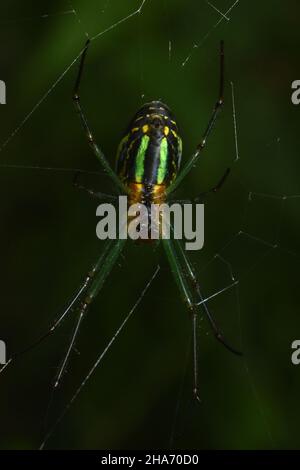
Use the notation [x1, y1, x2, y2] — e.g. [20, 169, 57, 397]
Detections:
[127, 182, 167, 206]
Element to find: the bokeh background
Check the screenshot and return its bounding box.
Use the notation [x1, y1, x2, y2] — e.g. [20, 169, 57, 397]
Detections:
[0, 0, 299, 450]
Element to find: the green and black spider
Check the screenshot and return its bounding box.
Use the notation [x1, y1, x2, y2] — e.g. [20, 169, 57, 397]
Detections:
[3, 40, 241, 417]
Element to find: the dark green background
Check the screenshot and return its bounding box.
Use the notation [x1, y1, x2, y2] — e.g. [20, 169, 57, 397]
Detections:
[0, 0, 299, 450]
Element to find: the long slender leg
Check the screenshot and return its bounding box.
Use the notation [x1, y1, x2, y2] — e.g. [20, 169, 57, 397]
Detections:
[172, 236, 242, 355]
[162, 238, 201, 402]
[0, 239, 116, 375]
[73, 172, 118, 202]
[42, 237, 126, 438]
[167, 41, 225, 195]
[171, 168, 230, 205]
[73, 40, 127, 194]
[193, 167, 230, 202]
[54, 237, 127, 389]
[162, 232, 242, 398]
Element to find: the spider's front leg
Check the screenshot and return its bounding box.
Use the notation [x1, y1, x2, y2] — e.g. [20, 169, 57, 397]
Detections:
[167, 40, 225, 196]
[73, 40, 127, 194]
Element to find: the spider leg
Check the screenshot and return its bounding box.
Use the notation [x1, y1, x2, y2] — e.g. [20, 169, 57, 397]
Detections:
[167, 41, 224, 195]
[73, 171, 118, 202]
[162, 231, 242, 399]
[172, 236, 242, 356]
[0, 239, 118, 376]
[193, 167, 230, 202]
[73, 40, 127, 194]
[53, 237, 127, 389]
[43, 237, 126, 437]
[171, 168, 230, 204]
[162, 238, 201, 402]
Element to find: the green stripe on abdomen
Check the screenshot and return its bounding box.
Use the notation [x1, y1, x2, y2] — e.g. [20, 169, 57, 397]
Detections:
[135, 135, 149, 183]
[157, 137, 168, 184]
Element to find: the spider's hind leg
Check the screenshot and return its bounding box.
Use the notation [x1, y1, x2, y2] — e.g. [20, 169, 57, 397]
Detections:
[54, 237, 127, 389]
[162, 235, 242, 400]
[162, 237, 201, 401]
[172, 236, 242, 356]
[0, 238, 125, 382]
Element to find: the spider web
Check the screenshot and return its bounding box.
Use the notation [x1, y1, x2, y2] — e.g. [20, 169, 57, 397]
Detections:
[0, 0, 299, 450]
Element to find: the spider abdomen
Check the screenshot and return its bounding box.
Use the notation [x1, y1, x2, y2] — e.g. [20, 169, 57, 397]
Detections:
[116, 101, 182, 201]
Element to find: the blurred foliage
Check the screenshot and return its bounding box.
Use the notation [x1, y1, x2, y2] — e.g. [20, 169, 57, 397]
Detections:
[0, 0, 299, 450]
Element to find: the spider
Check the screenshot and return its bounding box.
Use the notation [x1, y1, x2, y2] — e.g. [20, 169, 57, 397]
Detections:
[3, 39, 241, 408]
